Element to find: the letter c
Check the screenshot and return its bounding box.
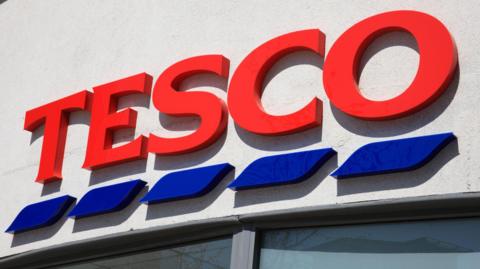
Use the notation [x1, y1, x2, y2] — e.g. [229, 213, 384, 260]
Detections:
[228, 29, 325, 135]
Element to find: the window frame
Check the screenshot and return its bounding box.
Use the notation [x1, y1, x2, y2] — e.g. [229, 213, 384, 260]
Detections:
[1, 193, 480, 269]
[54, 235, 235, 269]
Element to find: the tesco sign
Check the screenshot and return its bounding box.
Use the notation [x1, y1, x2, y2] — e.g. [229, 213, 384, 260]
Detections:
[24, 10, 458, 184]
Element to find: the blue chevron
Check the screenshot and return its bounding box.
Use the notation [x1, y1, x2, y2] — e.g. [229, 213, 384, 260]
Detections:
[228, 148, 336, 190]
[68, 179, 146, 219]
[141, 163, 234, 204]
[331, 133, 456, 179]
[6, 195, 75, 234]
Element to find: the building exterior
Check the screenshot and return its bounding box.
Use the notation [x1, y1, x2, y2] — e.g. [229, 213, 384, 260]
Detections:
[0, 1, 479, 268]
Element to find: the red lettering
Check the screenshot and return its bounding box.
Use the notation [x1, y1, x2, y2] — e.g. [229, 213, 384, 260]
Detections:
[323, 10, 458, 120]
[227, 29, 325, 135]
[24, 11, 459, 184]
[83, 73, 152, 169]
[24, 90, 90, 183]
[148, 55, 229, 154]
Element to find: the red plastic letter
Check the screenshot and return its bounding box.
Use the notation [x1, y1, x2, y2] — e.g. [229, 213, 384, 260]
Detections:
[83, 73, 152, 169]
[227, 29, 325, 135]
[148, 55, 229, 155]
[323, 10, 458, 120]
[24, 90, 90, 183]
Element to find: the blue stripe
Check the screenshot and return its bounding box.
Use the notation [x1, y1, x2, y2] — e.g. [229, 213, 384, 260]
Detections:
[6, 195, 75, 234]
[68, 180, 146, 219]
[141, 163, 234, 204]
[228, 148, 336, 190]
[331, 133, 456, 179]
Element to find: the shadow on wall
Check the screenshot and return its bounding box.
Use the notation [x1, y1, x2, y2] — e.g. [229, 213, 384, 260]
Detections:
[41, 180, 62, 196]
[10, 202, 75, 247]
[154, 130, 227, 171]
[89, 159, 148, 186]
[235, 50, 324, 152]
[337, 139, 460, 196]
[357, 31, 419, 77]
[233, 154, 338, 207]
[330, 31, 460, 137]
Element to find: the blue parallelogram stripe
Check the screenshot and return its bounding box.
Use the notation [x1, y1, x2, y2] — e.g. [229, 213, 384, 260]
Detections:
[141, 163, 234, 204]
[228, 148, 336, 191]
[331, 132, 456, 179]
[6, 195, 75, 234]
[68, 179, 146, 219]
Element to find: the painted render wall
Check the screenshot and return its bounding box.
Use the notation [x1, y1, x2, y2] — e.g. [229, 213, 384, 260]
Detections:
[0, 0, 479, 258]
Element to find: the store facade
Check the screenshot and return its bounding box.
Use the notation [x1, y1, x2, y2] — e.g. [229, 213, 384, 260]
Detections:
[0, 1, 479, 268]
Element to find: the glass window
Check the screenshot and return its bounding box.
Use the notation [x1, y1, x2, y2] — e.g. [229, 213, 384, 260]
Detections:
[55, 237, 232, 269]
[259, 217, 480, 269]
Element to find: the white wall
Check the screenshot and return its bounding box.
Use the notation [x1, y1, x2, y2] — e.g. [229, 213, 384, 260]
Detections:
[0, 0, 479, 258]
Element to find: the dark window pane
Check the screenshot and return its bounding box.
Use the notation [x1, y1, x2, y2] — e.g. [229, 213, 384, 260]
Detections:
[259, 218, 480, 269]
[56, 237, 232, 269]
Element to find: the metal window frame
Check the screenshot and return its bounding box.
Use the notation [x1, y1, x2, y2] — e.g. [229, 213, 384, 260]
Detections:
[1, 192, 479, 269]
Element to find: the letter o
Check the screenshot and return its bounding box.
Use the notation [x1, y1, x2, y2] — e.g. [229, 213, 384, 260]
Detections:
[323, 10, 458, 120]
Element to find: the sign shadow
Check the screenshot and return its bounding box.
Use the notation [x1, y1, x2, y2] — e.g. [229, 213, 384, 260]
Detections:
[233, 154, 337, 207]
[337, 139, 460, 196]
